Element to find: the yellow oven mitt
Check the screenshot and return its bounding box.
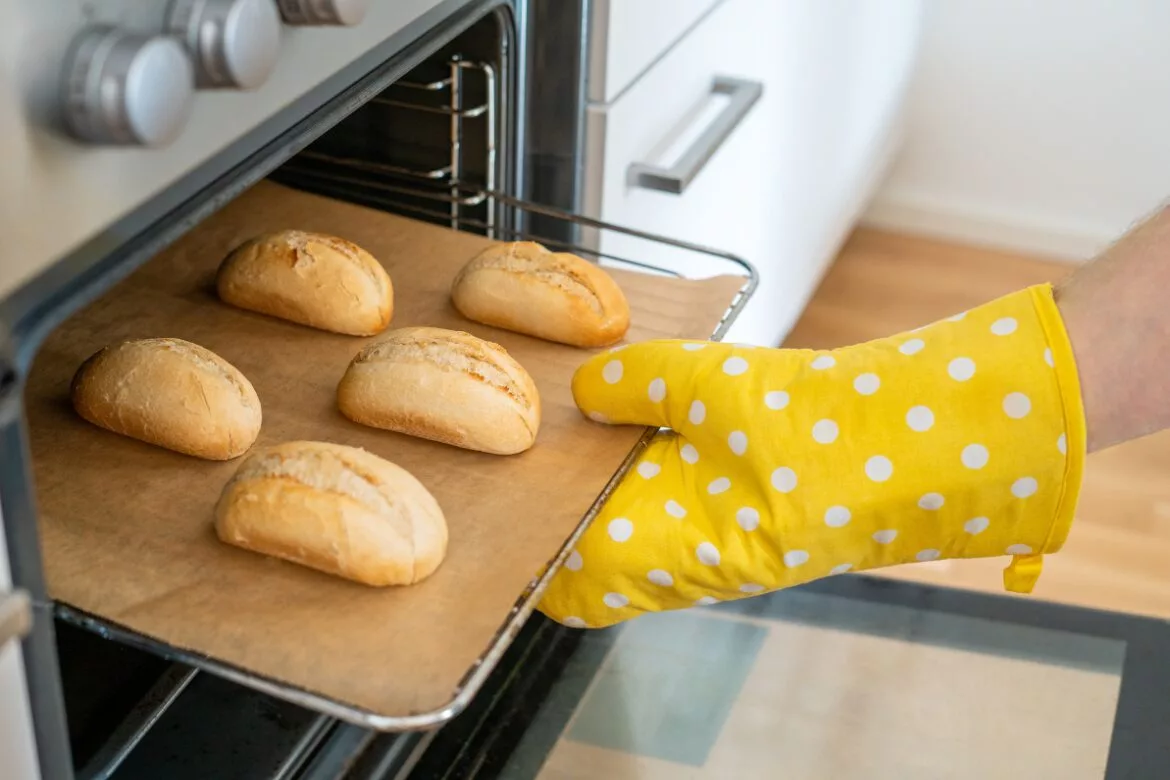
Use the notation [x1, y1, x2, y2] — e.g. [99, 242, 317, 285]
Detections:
[539, 284, 1086, 629]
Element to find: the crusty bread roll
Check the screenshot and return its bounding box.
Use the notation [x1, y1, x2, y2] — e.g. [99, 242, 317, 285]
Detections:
[450, 241, 630, 348]
[214, 441, 447, 586]
[216, 230, 393, 336]
[337, 327, 541, 455]
[71, 338, 261, 460]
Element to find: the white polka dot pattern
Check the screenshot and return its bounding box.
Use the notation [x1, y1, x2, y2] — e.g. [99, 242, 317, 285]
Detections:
[865, 456, 894, 482]
[965, 517, 990, 535]
[539, 286, 1083, 629]
[723, 356, 749, 376]
[765, 390, 790, 410]
[707, 477, 731, 495]
[812, 419, 839, 444]
[1003, 392, 1032, 419]
[811, 355, 836, 370]
[637, 462, 661, 479]
[729, 430, 748, 456]
[1012, 477, 1039, 499]
[696, 543, 721, 566]
[900, 338, 925, 355]
[736, 507, 761, 532]
[771, 467, 798, 493]
[824, 506, 852, 528]
[854, 373, 881, 395]
[991, 317, 1018, 336]
[603, 593, 629, 609]
[906, 406, 934, 432]
[648, 569, 674, 587]
[961, 444, 990, 470]
[948, 357, 976, 381]
[608, 518, 633, 542]
[783, 550, 810, 567]
[918, 493, 945, 510]
[689, 400, 706, 425]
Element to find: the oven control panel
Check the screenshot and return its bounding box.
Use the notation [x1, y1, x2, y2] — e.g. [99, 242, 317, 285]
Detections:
[61, 0, 370, 148]
[0, 0, 451, 307]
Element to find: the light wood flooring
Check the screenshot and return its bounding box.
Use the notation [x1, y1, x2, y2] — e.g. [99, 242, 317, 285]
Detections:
[783, 229, 1170, 620]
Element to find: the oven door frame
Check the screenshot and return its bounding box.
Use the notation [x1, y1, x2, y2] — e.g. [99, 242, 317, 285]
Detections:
[0, 1, 525, 776]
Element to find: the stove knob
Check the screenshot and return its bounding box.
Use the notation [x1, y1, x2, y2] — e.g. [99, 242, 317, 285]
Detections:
[277, 0, 370, 26]
[166, 0, 283, 90]
[62, 27, 195, 147]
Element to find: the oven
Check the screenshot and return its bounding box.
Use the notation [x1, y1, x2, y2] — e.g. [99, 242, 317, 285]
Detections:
[0, 2, 757, 779]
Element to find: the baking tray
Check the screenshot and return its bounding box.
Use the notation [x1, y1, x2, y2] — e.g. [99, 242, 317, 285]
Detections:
[26, 180, 756, 731]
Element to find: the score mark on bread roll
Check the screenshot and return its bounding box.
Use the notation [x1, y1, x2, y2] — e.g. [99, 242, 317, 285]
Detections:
[216, 230, 393, 336]
[71, 338, 261, 460]
[337, 327, 541, 455]
[451, 241, 630, 348]
[215, 441, 448, 586]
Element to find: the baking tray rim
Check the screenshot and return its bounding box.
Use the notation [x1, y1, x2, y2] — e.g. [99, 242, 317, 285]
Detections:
[53, 191, 760, 732]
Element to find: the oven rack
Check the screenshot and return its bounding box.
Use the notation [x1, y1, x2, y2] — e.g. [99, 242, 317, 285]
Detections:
[57, 183, 757, 777]
[303, 56, 500, 237]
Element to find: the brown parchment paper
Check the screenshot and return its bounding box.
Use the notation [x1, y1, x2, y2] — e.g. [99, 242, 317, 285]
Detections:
[25, 181, 747, 721]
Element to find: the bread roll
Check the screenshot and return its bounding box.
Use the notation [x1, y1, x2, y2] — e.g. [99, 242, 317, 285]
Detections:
[217, 230, 393, 336]
[337, 327, 540, 455]
[71, 338, 261, 460]
[451, 241, 630, 347]
[215, 441, 447, 586]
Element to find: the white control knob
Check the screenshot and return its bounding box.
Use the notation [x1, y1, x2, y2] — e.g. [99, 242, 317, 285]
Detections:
[62, 27, 195, 147]
[167, 0, 283, 90]
[277, 0, 370, 26]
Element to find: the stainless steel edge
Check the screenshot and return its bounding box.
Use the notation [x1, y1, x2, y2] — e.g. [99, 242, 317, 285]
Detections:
[627, 75, 763, 195]
[579, 102, 607, 254]
[585, 0, 609, 105]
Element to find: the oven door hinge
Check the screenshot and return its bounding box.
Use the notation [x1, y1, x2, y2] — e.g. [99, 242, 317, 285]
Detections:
[0, 589, 32, 648]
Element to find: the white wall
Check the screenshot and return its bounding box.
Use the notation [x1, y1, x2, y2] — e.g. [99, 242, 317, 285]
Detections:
[864, 0, 1170, 261]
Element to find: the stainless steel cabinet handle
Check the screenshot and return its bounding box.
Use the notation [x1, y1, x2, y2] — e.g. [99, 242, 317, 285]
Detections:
[628, 76, 763, 195]
[0, 589, 32, 648]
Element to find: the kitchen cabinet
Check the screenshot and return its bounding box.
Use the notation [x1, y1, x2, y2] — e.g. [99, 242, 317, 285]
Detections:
[585, 0, 925, 346]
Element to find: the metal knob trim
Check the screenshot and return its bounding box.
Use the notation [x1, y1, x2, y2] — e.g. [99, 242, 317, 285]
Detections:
[62, 27, 195, 147]
[277, 0, 370, 26]
[167, 0, 283, 90]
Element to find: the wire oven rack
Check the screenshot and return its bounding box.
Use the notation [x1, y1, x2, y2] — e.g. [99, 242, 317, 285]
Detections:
[61, 63, 759, 780]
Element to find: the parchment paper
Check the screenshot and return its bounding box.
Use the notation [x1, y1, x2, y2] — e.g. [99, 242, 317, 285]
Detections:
[25, 181, 747, 721]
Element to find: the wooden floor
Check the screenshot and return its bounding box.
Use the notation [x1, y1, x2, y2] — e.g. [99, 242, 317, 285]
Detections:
[783, 229, 1170, 621]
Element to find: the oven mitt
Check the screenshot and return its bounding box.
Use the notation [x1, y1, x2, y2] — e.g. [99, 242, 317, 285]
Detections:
[538, 284, 1086, 629]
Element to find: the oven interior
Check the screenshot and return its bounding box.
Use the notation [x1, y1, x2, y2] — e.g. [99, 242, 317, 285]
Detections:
[46, 8, 586, 780]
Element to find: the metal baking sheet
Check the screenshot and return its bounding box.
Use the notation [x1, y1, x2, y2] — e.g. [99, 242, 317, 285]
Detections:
[25, 181, 753, 730]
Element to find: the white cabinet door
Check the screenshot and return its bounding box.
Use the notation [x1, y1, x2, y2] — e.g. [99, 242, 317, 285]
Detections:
[589, 0, 722, 103]
[588, 0, 925, 346]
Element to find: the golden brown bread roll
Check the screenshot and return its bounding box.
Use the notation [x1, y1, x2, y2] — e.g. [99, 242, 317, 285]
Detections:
[70, 338, 261, 460]
[337, 326, 541, 455]
[216, 230, 393, 336]
[214, 441, 447, 586]
[450, 241, 630, 347]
